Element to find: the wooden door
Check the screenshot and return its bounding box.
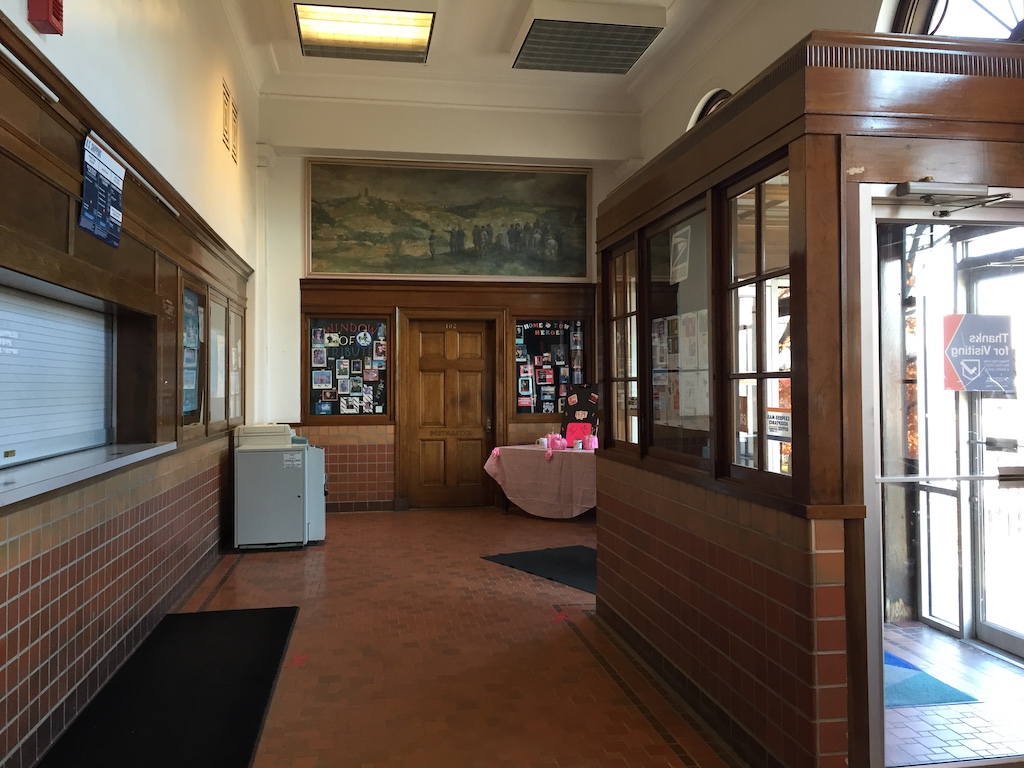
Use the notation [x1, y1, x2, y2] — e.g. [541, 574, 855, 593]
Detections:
[404, 319, 495, 507]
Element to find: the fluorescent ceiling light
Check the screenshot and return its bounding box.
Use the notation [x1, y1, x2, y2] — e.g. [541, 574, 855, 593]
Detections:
[295, 4, 434, 63]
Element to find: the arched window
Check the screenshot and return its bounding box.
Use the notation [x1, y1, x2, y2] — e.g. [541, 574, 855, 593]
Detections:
[893, 0, 1023, 40]
[687, 88, 732, 131]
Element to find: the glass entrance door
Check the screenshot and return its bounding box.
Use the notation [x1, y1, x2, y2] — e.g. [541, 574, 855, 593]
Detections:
[877, 217, 1024, 657]
[968, 262, 1024, 657]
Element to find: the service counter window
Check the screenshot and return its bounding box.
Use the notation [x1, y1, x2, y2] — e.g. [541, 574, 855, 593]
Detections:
[606, 244, 639, 446]
[513, 319, 585, 416]
[727, 169, 792, 477]
[646, 207, 710, 465]
[306, 317, 388, 418]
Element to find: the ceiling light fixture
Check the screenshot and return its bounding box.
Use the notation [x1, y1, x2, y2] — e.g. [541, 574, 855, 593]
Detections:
[294, 4, 434, 63]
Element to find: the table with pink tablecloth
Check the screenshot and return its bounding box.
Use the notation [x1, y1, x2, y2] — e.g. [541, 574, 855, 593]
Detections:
[483, 444, 596, 519]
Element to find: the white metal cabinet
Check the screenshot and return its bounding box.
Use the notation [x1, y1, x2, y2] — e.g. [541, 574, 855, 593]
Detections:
[234, 444, 325, 548]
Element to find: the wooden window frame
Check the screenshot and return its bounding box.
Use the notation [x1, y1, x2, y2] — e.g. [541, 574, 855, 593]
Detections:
[602, 237, 641, 455]
[719, 160, 793, 495]
[640, 199, 712, 471]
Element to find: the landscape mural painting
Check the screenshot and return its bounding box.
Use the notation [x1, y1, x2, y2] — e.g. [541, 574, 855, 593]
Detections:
[307, 161, 590, 279]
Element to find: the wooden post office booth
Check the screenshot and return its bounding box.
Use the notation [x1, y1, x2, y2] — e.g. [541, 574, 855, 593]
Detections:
[593, 30, 1024, 768]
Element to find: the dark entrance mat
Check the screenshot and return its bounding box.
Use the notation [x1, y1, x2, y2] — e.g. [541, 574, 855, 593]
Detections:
[483, 545, 597, 593]
[37, 606, 298, 768]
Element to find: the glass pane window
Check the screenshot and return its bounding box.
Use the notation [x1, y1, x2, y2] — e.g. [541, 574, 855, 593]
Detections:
[765, 377, 792, 476]
[763, 172, 790, 272]
[606, 247, 639, 446]
[625, 249, 638, 313]
[731, 189, 757, 281]
[614, 381, 627, 442]
[647, 209, 710, 461]
[732, 285, 757, 374]
[734, 379, 757, 468]
[928, 0, 1023, 39]
[613, 319, 627, 379]
[628, 379, 640, 443]
[229, 308, 243, 422]
[727, 168, 792, 477]
[763, 275, 791, 373]
[209, 300, 227, 424]
[626, 315, 638, 378]
[612, 257, 625, 315]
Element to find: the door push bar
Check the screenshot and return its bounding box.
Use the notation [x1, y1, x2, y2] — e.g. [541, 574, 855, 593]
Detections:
[876, 468, 1024, 487]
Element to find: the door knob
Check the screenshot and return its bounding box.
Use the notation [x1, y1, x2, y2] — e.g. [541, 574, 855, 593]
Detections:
[485, 417, 492, 432]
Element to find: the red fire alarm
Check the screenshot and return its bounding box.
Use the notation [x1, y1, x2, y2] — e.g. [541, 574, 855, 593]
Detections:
[29, 0, 63, 35]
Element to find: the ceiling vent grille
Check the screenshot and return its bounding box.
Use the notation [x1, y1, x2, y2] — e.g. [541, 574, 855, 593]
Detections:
[514, 19, 661, 74]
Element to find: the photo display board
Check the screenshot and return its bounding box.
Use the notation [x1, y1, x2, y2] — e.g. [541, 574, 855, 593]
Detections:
[560, 384, 600, 440]
[309, 317, 387, 416]
[181, 287, 201, 419]
[514, 320, 585, 415]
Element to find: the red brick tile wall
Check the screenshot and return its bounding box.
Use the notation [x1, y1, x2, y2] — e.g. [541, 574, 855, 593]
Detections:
[291, 423, 576, 512]
[596, 458, 848, 768]
[0, 440, 229, 768]
[295, 425, 395, 512]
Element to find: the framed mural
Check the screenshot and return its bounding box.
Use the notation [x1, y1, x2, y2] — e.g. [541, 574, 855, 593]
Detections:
[307, 160, 590, 280]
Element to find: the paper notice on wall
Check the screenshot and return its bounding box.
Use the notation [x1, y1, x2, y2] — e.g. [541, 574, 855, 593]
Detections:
[79, 135, 126, 248]
[766, 408, 792, 441]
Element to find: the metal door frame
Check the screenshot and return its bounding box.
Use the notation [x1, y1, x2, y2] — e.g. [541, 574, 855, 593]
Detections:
[857, 183, 1024, 767]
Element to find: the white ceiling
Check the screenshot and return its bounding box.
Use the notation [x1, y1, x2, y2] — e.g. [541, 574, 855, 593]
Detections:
[222, 0, 731, 117]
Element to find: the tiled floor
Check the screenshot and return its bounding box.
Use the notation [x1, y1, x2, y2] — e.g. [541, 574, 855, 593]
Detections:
[884, 622, 1024, 766]
[178, 508, 745, 768]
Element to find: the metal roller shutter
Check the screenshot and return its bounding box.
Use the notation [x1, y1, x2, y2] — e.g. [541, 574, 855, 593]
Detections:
[0, 284, 112, 468]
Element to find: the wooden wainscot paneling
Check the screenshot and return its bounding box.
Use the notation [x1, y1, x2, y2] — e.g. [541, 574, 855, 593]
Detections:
[0, 20, 252, 311]
[0, 222, 162, 316]
[802, 32, 1024, 141]
[0, 149, 70, 254]
[789, 134, 845, 506]
[116, 307, 158, 443]
[72, 228, 157, 292]
[841, 135, 1024, 189]
[0, 65, 82, 182]
[122, 184, 251, 304]
[156, 254, 180, 444]
[300, 278, 595, 316]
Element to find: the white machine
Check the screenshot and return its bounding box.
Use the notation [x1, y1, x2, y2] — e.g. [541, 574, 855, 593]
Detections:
[234, 424, 326, 549]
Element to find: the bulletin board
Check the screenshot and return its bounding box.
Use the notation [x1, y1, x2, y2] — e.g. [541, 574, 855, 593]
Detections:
[182, 287, 201, 419]
[308, 317, 387, 416]
[514, 320, 585, 415]
[560, 384, 600, 436]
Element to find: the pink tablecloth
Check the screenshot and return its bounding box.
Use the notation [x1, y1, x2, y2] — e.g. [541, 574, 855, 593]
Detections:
[484, 444, 596, 519]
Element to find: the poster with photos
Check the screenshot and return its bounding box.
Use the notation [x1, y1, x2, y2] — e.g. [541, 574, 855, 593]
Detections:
[308, 317, 387, 416]
[514, 319, 585, 415]
[560, 384, 600, 437]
